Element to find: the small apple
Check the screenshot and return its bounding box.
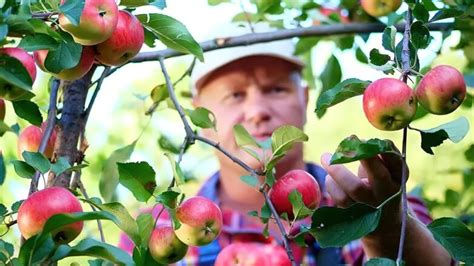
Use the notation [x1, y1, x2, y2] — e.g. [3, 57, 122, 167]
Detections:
[361, 0, 402, 17]
[174, 196, 223, 246]
[260, 244, 291, 266]
[269, 170, 321, 220]
[95, 10, 144, 66]
[0, 47, 37, 101]
[17, 122, 57, 159]
[17, 187, 83, 244]
[58, 0, 119, 45]
[0, 99, 5, 121]
[363, 78, 417, 131]
[148, 226, 188, 264]
[0, 47, 37, 82]
[34, 46, 95, 81]
[215, 243, 270, 266]
[415, 65, 466, 115]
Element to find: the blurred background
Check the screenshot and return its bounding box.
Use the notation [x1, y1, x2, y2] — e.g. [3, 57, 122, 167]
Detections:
[0, 0, 472, 261]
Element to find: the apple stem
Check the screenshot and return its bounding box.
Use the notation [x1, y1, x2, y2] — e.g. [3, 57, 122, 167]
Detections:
[261, 188, 297, 266]
[396, 7, 412, 266]
[27, 79, 61, 196]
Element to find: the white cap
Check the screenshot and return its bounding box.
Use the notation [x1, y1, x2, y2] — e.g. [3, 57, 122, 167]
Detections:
[190, 23, 304, 94]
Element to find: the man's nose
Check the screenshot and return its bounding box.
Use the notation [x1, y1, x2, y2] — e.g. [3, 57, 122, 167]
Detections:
[244, 90, 271, 124]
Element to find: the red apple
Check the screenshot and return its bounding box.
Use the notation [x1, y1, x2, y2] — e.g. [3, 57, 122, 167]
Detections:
[148, 226, 188, 264]
[17, 187, 83, 244]
[0, 99, 5, 121]
[363, 78, 417, 131]
[0, 47, 37, 82]
[260, 244, 291, 266]
[34, 46, 95, 81]
[94, 10, 144, 66]
[269, 170, 321, 220]
[0, 47, 37, 101]
[17, 122, 57, 159]
[361, 0, 402, 17]
[215, 243, 270, 266]
[415, 65, 466, 115]
[59, 0, 118, 45]
[174, 196, 223, 246]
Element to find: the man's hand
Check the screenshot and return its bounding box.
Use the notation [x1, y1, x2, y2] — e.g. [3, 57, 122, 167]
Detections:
[320, 141, 404, 233]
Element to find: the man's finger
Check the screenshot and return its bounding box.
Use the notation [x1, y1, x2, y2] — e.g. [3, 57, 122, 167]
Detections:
[320, 153, 371, 202]
[325, 175, 354, 208]
[360, 155, 398, 199]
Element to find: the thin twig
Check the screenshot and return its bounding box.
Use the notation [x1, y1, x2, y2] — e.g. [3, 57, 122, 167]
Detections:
[239, 0, 255, 33]
[396, 8, 412, 266]
[194, 135, 263, 176]
[262, 189, 297, 266]
[76, 173, 106, 243]
[130, 22, 452, 62]
[28, 79, 60, 195]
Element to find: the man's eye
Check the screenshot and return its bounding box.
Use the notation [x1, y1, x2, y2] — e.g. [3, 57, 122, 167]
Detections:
[270, 86, 287, 94]
[231, 91, 245, 98]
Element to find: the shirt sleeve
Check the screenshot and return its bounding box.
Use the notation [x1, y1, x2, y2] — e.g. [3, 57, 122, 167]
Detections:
[340, 195, 433, 265]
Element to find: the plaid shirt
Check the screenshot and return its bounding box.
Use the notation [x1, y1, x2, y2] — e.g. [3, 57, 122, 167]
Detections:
[118, 163, 433, 265]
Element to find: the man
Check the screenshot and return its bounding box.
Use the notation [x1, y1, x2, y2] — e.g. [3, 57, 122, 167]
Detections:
[120, 24, 452, 265]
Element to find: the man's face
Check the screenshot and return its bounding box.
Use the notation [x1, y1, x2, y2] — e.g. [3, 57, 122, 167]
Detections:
[193, 56, 308, 170]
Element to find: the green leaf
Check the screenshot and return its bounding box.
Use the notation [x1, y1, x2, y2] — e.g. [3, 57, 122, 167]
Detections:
[164, 153, 185, 186]
[429, 8, 464, 22]
[240, 175, 260, 188]
[11, 160, 35, 178]
[382, 26, 397, 52]
[44, 31, 82, 74]
[465, 144, 474, 162]
[0, 55, 33, 101]
[233, 124, 259, 148]
[265, 170, 276, 187]
[365, 258, 398, 266]
[136, 213, 154, 248]
[369, 48, 391, 66]
[260, 202, 271, 223]
[413, 3, 429, 23]
[421, 0, 438, 11]
[118, 161, 157, 202]
[11, 200, 24, 212]
[0, 121, 14, 137]
[186, 107, 216, 130]
[156, 190, 180, 209]
[355, 47, 368, 64]
[22, 151, 51, 174]
[93, 202, 140, 247]
[59, 0, 85, 26]
[418, 117, 470, 155]
[150, 84, 168, 105]
[100, 141, 136, 202]
[310, 203, 381, 248]
[428, 217, 474, 264]
[118, 0, 149, 8]
[18, 211, 119, 265]
[157, 135, 181, 154]
[315, 78, 370, 115]
[12, 100, 43, 126]
[208, 0, 230, 6]
[266, 126, 307, 170]
[294, 37, 319, 55]
[50, 238, 133, 265]
[137, 14, 203, 61]
[289, 190, 314, 220]
[411, 21, 431, 49]
[330, 135, 398, 164]
[0, 153, 5, 185]
[0, 204, 6, 217]
[18, 33, 59, 51]
[320, 55, 342, 96]
[444, 189, 460, 207]
[0, 239, 14, 260]
[50, 156, 71, 175]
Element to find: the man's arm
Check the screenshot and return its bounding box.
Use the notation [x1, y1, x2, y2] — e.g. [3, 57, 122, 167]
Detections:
[320, 148, 452, 265]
